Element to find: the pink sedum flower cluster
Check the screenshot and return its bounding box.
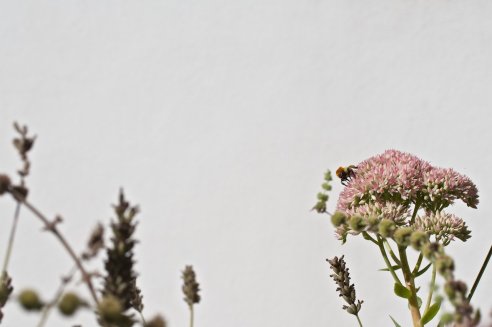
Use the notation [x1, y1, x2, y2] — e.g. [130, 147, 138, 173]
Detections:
[336, 150, 479, 215]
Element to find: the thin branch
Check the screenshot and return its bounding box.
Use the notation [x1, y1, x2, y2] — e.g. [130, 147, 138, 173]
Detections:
[8, 190, 99, 305]
[37, 265, 78, 327]
[1, 202, 21, 274]
[467, 244, 492, 302]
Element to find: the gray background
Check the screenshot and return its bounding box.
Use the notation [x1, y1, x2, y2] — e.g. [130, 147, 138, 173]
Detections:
[1, 0, 491, 326]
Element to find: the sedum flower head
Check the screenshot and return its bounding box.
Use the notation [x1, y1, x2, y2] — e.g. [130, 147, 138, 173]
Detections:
[414, 212, 471, 245]
[336, 150, 432, 213]
[422, 167, 478, 210]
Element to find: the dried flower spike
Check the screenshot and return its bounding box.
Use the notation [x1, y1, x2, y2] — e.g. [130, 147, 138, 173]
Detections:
[182, 266, 200, 306]
[182, 265, 200, 327]
[327, 256, 363, 320]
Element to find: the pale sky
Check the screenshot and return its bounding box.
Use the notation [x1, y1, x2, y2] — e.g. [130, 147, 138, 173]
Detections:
[1, 1, 491, 326]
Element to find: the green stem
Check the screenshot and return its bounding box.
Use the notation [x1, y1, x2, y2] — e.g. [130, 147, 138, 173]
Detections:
[398, 246, 421, 327]
[377, 235, 402, 285]
[1, 202, 22, 274]
[384, 239, 401, 266]
[424, 264, 436, 312]
[362, 231, 378, 245]
[467, 244, 492, 302]
[355, 314, 363, 327]
[410, 201, 421, 225]
[411, 253, 424, 276]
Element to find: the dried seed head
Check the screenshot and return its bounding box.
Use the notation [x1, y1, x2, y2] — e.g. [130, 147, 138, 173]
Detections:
[82, 223, 104, 260]
[327, 256, 363, 316]
[182, 266, 201, 306]
[147, 314, 167, 327]
[0, 174, 11, 195]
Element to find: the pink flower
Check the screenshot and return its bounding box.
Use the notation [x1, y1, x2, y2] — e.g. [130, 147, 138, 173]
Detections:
[414, 212, 471, 244]
[336, 150, 432, 213]
[423, 168, 479, 209]
[336, 150, 479, 218]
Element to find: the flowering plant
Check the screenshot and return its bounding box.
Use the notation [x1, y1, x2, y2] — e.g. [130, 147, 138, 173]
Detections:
[314, 150, 491, 327]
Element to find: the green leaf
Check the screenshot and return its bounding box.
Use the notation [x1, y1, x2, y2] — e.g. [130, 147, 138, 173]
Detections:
[379, 265, 401, 271]
[421, 302, 441, 325]
[394, 283, 411, 299]
[417, 297, 422, 308]
[390, 316, 402, 327]
[414, 263, 432, 278]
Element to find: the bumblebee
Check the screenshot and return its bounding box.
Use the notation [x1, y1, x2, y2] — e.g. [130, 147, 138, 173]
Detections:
[336, 165, 357, 186]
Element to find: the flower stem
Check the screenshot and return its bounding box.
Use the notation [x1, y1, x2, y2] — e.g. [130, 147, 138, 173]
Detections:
[398, 246, 421, 327]
[424, 264, 436, 312]
[377, 235, 402, 285]
[410, 201, 421, 225]
[411, 253, 424, 276]
[355, 314, 363, 327]
[189, 304, 194, 327]
[467, 244, 492, 302]
[1, 202, 21, 274]
[384, 239, 401, 266]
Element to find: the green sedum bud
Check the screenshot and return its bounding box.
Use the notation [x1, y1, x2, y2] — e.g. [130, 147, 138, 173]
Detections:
[410, 231, 429, 251]
[422, 242, 444, 260]
[393, 227, 413, 247]
[98, 295, 123, 322]
[58, 292, 81, 316]
[378, 219, 396, 238]
[18, 289, 43, 311]
[436, 255, 455, 277]
[366, 215, 379, 232]
[317, 193, 328, 202]
[331, 211, 347, 227]
[348, 215, 365, 232]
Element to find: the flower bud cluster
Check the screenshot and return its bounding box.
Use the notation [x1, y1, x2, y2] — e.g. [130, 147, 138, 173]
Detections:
[313, 170, 333, 214]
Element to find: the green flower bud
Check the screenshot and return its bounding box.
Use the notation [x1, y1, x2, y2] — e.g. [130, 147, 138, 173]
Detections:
[322, 183, 332, 191]
[18, 289, 43, 311]
[439, 312, 454, 325]
[410, 231, 429, 251]
[378, 219, 396, 238]
[422, 242, 443, 260]
[58, 292, 81, 316]
[366, 215, 379, 231]
[348, 215, 365, 232]
[436, 255, 454, 277]
[317, 193, 328, 202]
[331, 211, 347, 227]
[98, 295, 123, 322]
[393, 227, 413, 247]
[324, 171, 332, 182]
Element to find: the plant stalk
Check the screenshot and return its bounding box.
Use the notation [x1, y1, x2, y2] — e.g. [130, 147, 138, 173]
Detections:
[1, 202, 21, 274]
[377, 235, 402, 285]
[398, 246, 421, 327]
[467, 244, 492, 302]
